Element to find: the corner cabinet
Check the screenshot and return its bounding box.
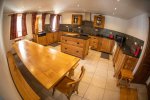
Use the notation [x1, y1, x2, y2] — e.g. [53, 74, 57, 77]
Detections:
[113, 46, 138, 78]
[94, 15, 105, 28]
[72, 15, 82, 25]
[90, 36, 114, 54]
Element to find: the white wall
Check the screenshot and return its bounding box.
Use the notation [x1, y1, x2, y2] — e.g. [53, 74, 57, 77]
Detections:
[126, 14, 149, 41]
[0, 0, 22, 99]
[61, 12, 85, 24]
[60, 12, 128, 33]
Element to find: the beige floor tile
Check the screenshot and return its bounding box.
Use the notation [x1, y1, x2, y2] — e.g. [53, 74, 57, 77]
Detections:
[105, 78, 120, 92]
[82, 98, 89, 100]
[84, 85, 105, 100]
[71, 94, 82, 100]
[82, 72, 94, 84]
[97, 61, 109, 70]
[102, 89, 120, 100]
[77, 82, 89, 97]
[91, 73, 107, 88]
[95, 68, 108, 78]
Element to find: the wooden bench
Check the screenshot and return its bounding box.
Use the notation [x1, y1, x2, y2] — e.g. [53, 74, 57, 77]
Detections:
[7, 51, 40, 100]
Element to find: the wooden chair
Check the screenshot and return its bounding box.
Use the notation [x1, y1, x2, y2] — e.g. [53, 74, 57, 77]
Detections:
[52, 66, 85, 100]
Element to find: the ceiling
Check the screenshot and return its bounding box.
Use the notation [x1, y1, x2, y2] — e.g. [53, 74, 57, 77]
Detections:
[3, 0, 150, 19]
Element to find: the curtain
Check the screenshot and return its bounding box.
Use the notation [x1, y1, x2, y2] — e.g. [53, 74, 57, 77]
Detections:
[32, 13, 37, 34]
[56, 15, 61, 31]
[42, 13, 46, 31]
[10, 14, 17, 40]
[50, 14, 55, 31]
[22, 13, 27, 36]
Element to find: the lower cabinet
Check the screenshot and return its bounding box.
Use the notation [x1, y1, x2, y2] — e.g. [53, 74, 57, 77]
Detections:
[90, 36, 114, 54]
[61, 36, 90, 59]
[113, 46, 138, 78]
[99, 38, 114, 53]
[46, 33, 54, 44]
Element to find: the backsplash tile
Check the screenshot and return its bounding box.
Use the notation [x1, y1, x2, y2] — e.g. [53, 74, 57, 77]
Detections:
[45, 22, 144, 49]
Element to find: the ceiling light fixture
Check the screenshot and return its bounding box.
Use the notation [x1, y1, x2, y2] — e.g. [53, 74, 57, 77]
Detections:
[77, 4, 80, 7]
[117, 0, 120, 2]
[115, 8, 117, 10]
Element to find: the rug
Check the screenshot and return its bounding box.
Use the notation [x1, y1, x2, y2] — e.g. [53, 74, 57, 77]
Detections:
[100, 52, 109, 59]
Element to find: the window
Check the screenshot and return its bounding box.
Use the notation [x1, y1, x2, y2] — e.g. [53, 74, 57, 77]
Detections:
[35, 15, 42, 33]
[52, 15, 57, 32]
[17, 14, 22, 37]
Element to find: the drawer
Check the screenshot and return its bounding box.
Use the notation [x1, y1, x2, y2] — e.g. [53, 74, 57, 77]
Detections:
[61, 36, 84, 47]
[61, 43, 83, 58]
[61, 43, 73, 54]
[72, 46, 83, 58]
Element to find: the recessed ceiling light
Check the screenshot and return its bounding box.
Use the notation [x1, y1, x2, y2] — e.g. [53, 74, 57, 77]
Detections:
[77, 4, 80, 7]
[117, 0, 120, 2]
[115, 8, 117, 10]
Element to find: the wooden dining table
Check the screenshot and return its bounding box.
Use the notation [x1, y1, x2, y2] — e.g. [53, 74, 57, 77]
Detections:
[13, 40, 80, 90]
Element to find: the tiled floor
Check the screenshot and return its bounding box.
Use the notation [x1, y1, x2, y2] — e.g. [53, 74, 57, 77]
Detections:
[15, 45, 148, 100]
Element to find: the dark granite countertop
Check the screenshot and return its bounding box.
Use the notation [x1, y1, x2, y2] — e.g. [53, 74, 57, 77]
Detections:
[62, 34, 90, 40]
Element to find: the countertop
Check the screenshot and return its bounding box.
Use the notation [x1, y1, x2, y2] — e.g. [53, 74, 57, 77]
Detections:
[62, 34, 90, 40]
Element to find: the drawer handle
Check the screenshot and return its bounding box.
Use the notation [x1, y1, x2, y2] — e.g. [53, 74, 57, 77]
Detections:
[65, 40, 67, 42]
[65, 48, 67, 50]
[76, 51, 79, 53]
[77, 42, 79, 44]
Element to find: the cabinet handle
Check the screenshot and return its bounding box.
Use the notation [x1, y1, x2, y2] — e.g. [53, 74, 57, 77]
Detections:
[65, 48, 67, 50]
[65, 40, 67, 42]
[76, 51, 79, 53]
[77, 42, 79, 44]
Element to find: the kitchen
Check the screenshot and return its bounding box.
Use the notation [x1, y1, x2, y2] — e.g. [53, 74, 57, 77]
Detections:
[0, 0, 150, 100]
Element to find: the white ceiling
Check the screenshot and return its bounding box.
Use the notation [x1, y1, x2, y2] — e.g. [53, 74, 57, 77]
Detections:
[3, 0, 150, 19]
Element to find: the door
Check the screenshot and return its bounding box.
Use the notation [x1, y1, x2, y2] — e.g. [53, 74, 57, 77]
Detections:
[133, 18, 150, 84]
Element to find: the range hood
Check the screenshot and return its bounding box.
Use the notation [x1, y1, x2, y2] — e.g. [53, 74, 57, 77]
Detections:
[84, 12, 91, 21]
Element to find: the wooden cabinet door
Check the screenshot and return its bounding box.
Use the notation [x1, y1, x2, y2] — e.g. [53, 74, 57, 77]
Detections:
[53, 32, 58, 42]
[100, 38, 114, 53]
[46, 33, 54, 44]
[100, 38, 110, 53]
[37, 36, 47, 45]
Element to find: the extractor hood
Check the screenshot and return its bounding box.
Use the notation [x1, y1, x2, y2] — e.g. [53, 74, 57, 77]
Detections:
[84, 12, 91, 21]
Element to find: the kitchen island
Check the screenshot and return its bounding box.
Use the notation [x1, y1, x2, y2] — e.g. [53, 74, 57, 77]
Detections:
[61, 33, 90, 59]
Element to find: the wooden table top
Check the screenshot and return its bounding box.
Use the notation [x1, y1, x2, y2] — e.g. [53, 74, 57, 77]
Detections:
[13, 40, 80, 89]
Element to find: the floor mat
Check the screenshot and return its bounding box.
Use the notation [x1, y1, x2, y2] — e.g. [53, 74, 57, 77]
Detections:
[120, 87, 138, 100]
[100, 52, 109, 59]
[49, 42, 60, 47]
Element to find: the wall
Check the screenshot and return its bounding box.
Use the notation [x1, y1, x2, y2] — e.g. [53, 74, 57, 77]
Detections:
[60, 12, 128, 33]
[126, 14, 149, 75]
[126, 14, 149, 41]
[0, 0, 22, 99]
[3, 14, 50, 52]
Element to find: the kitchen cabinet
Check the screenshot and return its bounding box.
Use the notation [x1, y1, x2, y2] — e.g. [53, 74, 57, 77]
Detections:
[72, 15, 82, 25]
[100, 38, 114, 53]
[94, 15, 105, 28]
[90, 36, 99, 50]
[53, 32, 58, 42]
[61, 35, 90, 59]
[113, 47, 138, 78]
[36, 34, 47, 45]
[90, 36, 114, 54]
[46, 33, 54, 44]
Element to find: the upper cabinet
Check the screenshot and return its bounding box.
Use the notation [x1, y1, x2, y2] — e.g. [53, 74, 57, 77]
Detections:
[72, 15, 82, 25]
[94, 15, 105, 28]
